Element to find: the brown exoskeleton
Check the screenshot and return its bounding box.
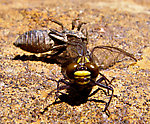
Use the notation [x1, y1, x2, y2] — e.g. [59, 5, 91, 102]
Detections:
[14, 19, 88, 56]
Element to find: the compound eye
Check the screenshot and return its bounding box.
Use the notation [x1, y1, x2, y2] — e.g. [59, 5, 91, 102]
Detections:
[66, 63, 78, 79]
[85, 63, 99, 78]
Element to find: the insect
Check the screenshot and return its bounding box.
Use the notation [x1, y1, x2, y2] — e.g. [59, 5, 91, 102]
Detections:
[13, 19, 88, 56]
[14, 18, 137, 116]
[41, 43, 137, 116]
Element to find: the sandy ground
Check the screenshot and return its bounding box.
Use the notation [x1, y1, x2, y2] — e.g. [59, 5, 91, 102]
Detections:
[0, 0, 150, 123]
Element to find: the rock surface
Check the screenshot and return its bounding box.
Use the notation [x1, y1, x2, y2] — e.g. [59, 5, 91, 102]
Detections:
[0, 0, 149, 123]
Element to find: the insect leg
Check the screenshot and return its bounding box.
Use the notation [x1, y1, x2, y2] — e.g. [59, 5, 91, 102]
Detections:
[55, 79, 70, 101]
[49, 29, 65, 37]
[99, 73, 115, 86]
[49, 19, 64, 30]
[72, 18, 87, 31]
[44, 78, 69, 99]
[81, 28, 89, 43]
[99, 72, 115, 94]
[90, 74, 114, 96]
[45, 85, 69, 100]
[88, 99, 110, 116]
[77, 22, 87, 31]
[40, 78, 69, 114]
[72, 18, 80, 30]
[89, 87, 108, 97]
[40, 84, 71, 115]
[41, 44, 67, 57]
[95, 79, 114, 113]
[89, 77, 108, 97]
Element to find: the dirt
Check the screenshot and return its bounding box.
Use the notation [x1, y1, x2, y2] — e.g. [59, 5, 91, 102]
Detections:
[0, 0, 149, 123]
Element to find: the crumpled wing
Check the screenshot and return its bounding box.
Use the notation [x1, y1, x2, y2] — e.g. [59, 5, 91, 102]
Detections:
[66, 35, 88, 58]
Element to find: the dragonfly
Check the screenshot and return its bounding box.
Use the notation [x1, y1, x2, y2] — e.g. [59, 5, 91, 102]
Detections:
[40, 41, 137, 116]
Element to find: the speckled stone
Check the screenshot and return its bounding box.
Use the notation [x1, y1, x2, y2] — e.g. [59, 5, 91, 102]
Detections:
[0, 0, 149, 123]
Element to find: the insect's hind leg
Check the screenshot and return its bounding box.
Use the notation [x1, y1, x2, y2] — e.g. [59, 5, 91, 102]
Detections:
[99, 73, 115, 95]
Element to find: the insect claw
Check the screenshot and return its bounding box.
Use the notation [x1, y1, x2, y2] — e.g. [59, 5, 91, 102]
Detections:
[105, 109, 110, 117]
[54, 91, 60, 101]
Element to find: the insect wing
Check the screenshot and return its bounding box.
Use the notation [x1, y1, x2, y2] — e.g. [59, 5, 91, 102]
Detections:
[91, 46, 137, 69]
[66, 35, 88, 58]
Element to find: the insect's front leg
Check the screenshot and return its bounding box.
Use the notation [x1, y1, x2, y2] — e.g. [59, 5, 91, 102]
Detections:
[95, 78, 114, 113]
[99, 72, 115, 95]
[90, 74, 114, 97]
[89, 76, 108, 97]
[55, 79, 70, 101]
[99, 73, 115, 86]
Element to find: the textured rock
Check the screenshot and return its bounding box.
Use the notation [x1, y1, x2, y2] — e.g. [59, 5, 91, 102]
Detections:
[0, 0, 149, 123]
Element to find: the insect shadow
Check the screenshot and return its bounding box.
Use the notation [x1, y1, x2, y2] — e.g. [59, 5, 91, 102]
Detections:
[12, 53, 64, 65]
[12, 45, 69, 65]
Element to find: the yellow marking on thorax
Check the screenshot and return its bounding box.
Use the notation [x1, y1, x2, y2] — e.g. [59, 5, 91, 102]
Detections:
[77, 56, 90, 64]
[85, 57, 89, 63]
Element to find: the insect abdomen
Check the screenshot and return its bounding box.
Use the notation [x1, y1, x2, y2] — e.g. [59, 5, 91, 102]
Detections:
[14, 30, 54, 53]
